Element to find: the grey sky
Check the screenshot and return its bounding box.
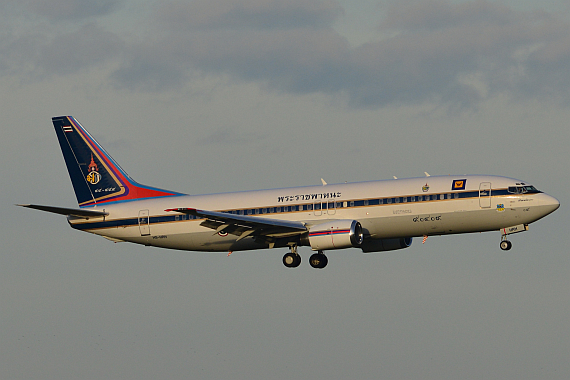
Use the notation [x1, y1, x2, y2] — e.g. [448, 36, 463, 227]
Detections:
[1, 1, 569, 379]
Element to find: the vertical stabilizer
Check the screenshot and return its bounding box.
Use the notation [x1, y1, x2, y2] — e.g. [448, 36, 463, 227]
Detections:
[52, 116, 183, 207]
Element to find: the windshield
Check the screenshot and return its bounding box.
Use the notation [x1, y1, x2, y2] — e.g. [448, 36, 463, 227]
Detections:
[508, 185, 540, 194]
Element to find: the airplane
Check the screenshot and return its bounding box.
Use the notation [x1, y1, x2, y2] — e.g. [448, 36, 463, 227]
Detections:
[19, 116, 560, 269]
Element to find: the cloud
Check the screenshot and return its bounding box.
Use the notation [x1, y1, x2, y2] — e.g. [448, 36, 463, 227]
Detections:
[38, 23, 124, 76]
[3, 0, 570, 108]
[381, 0, 519, 31]
[155, 0, 343, 31]
[112, 0, 349, 91]
[196, 126, 268, 145]
[23, 0, 123, 20]
[109, 0, 570, 108]
[0, 23, 123, 79]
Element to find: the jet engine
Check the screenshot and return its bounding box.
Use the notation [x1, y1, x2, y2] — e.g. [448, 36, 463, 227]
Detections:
[303, 220, 364, 250]
[360, 237, 413, 253]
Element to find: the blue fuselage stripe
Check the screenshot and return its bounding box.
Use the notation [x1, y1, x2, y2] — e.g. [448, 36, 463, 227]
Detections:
[71, 188, 538, 231]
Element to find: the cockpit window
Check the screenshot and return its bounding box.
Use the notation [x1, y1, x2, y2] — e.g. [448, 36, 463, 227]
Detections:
[508, 185, 540, 194]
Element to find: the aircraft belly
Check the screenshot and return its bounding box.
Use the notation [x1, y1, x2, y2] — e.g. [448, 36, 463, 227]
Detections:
[188, 232, 266, 252]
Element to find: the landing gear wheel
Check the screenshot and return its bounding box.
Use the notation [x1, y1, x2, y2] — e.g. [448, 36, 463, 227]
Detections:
[309, 252, 328, 269]
[500, 240, 512, 251]
[283, 252, 301, 268]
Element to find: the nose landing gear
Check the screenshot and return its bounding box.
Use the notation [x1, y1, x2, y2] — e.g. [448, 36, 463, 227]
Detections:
[500, 239, 512, 251]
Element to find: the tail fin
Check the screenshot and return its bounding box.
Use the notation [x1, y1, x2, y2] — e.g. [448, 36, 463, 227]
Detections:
[53, 116, 183, 207]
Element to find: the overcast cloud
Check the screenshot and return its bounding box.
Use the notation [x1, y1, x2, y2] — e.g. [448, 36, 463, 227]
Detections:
[23, 0, 124, 20]
[2, 0, 570, 107]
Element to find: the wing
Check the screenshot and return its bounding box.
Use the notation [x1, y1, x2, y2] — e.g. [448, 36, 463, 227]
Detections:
[165, 208, 307, 242]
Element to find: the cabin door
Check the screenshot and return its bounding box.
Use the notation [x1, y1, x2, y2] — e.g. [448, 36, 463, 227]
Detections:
[138, 209, 150, 236]
[479, 182, 492, 208]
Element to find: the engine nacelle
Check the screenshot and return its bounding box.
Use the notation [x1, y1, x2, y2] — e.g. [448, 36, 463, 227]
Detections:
[305, 220, 364, 251]
[360, 237, 413, 253]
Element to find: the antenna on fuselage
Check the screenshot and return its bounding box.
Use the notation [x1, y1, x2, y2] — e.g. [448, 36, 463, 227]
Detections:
[321, 178, 327, 186]
[424, 172, 431, 177]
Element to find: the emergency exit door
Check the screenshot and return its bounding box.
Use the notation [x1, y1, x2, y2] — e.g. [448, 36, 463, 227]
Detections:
[138, 209, 150, 236]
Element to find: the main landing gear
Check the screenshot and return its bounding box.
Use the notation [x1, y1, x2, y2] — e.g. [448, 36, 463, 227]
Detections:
[309, 251, 328, 269]
[283, 251, 301, 267]
[282, 245, 328, 269]
[283, 244, 301, 268]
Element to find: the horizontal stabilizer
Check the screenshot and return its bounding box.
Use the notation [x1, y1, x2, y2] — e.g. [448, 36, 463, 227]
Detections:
[17, 204, 108, 219]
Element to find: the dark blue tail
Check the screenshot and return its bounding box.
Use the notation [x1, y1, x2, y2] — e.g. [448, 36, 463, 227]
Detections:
[53, 116, 183, 207]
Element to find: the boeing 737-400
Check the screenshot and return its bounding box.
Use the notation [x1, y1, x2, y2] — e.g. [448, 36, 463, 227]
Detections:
[19, 116, 560, 268]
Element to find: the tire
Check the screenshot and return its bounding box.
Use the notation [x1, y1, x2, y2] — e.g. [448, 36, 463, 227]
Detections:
[283, 252, 301, 268]
[500, 240, 512, 251]
[309, 253, 328, 269]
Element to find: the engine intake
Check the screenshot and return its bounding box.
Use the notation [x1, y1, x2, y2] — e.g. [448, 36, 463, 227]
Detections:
[305, 220, 363, 251]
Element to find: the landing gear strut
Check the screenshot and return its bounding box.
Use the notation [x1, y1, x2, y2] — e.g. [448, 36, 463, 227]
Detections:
[309, 251, 328, 269]
[283, 244, 301, 268]
[500, 236, 512, 251]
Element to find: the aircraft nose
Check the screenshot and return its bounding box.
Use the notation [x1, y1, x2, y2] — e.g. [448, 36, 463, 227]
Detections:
[540, 193, 560, 215]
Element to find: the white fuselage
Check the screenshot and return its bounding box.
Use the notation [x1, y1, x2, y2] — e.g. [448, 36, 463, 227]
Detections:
[68, 175, 559, 252]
